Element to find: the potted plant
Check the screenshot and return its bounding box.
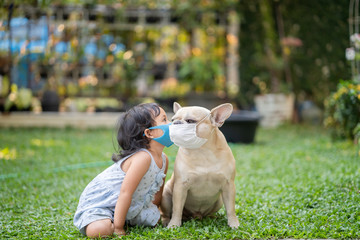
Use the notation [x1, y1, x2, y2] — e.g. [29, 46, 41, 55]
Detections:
[3, 84, 41, 113]
[252, 0, 300, 128]
[177, 48, 262, 142]
[111, 50, 138, 100]
[155, 77, 190, 112]
[253, 76, 295, 128]
[178, 54, 226, 109]
[324, 80, 360, 141]
[95, 97, 123, 112]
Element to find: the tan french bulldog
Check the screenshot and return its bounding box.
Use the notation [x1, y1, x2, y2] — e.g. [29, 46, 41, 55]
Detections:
[160, 102, 240, 228]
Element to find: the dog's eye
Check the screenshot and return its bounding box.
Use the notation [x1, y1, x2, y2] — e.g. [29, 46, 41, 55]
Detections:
[185, 119, 197, 124]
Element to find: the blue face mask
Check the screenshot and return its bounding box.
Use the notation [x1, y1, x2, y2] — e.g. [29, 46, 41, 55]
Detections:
[146, 123, 173, 147]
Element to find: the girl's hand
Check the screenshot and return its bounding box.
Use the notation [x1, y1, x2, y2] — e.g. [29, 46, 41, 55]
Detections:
[114, 228, 126, 237]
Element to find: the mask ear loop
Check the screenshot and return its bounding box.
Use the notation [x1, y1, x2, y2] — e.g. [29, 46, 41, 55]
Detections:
[217, 122, 225, 128]
[196, 113, 211, 126]
[195, 113, 215, 138]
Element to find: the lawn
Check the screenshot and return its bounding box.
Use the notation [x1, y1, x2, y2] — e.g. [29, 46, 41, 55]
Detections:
[0, 125, 359, 239]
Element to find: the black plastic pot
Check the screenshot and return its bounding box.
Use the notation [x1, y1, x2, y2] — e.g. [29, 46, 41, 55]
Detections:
[41, 90, 60, 112]
[221, 111, 260, 144]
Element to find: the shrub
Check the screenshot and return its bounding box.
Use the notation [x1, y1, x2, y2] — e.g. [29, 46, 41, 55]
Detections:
[4, 84, 33, 112]
[324, 80, 360, 140]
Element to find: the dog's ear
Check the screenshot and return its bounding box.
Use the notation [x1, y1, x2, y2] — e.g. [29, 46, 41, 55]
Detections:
[173, 102, 182, 113]
[210, 103, 233, 127]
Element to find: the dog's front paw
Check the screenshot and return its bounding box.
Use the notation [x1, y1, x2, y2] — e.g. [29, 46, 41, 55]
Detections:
[167, 219, 182, 228]
[228, 216, 240, 229]
[161, 217, 170, 227]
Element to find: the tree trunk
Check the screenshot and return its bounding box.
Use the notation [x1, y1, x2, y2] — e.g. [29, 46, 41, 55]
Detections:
[259, 0, 281, 93]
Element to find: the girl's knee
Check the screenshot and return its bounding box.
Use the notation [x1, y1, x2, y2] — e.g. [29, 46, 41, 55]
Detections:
[86, 219, 114, 238]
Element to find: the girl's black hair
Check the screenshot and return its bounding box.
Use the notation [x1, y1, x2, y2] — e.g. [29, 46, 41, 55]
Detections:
[112, 103, 161, 162]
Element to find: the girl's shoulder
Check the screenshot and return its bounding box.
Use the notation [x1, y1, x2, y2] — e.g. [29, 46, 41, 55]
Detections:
[124, 149, 152, 169]
[132, 150, 152, 162]
[120, 149, 152, 163]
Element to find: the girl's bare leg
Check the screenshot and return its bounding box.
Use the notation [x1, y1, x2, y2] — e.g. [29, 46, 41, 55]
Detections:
[86, 219, 114, 238]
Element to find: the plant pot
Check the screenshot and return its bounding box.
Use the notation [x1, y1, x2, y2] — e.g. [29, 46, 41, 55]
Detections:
[254, 93, 294, 128]
[221, 111, 260, 144]
[41, 90, 60, 112]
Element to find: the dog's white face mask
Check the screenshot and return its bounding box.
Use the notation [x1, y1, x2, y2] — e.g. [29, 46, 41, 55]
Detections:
[169, 114, 212, 149]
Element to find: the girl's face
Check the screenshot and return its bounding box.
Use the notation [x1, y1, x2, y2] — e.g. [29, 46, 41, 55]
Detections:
[151, 107, 170, 138]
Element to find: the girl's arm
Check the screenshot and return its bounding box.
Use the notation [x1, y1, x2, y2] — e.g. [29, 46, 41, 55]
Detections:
[153, 154, 169, 207]
[113, 152, 151, 235]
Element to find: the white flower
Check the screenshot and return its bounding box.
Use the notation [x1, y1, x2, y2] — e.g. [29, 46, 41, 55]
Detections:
[351, 33, 360, 49]
[346, 47, 356, 61]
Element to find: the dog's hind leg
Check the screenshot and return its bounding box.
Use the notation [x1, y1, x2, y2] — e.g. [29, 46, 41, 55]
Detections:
[206, 198, 223, 216]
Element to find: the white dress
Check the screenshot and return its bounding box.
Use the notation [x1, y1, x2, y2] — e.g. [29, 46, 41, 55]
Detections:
[73, 149, 166, 235]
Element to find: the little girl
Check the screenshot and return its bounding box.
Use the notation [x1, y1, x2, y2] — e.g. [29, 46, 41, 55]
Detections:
[73, 103, 172, 238]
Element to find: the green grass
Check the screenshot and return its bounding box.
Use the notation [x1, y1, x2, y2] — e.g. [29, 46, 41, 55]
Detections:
[0, 125, 359, 239]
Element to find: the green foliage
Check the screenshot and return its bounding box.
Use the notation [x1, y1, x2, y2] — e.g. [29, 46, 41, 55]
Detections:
[2, 0, 349, 107]
[0, 126, 359, 239]
[257, 0, 284, 93]
[354, 123, 360, 143]
[4, 85, 33, 111]
[324, 80, 360, 140]
[170, 0, 237, 32]
[283, 0, 350, 104]
[0, 76, 10, 97]
[238, 0, 350, 106]
[158, 79, 190, 98]
[178, 55, 223, 93]
[110, 50, 138, 99]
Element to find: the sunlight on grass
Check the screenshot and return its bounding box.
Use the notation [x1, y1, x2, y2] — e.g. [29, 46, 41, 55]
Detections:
[30, 138, 65, 147]
[0, 147, 17, 160]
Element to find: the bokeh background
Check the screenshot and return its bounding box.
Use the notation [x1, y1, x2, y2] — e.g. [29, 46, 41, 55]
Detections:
[0, 0, 358, 139]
